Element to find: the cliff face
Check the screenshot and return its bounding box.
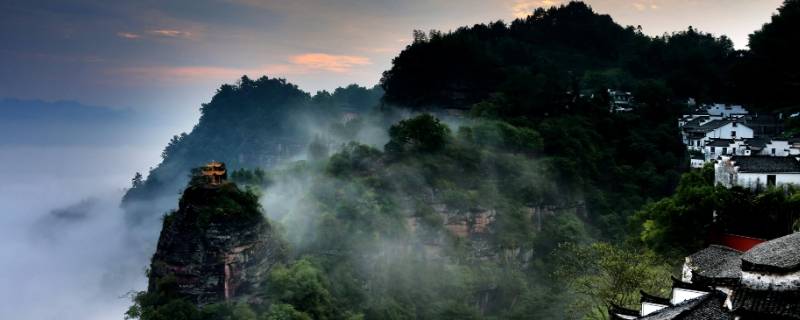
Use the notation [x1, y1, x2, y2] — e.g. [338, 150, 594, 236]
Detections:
[147, 183, 286, 306]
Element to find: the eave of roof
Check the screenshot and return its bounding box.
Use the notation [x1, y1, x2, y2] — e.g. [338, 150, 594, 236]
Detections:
[640, 291, 732, 320]
[731, 156, 800, 173]
[741, 232, 800, 273]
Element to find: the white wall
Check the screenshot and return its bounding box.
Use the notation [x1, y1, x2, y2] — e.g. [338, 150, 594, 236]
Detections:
[742, 270, 800, 291]
[759, 140, 791, 157]
[736, 172, 800, 189]
[705, 123, 753, 140]
[641, 302, 668, 316]
[707, 104, 748, 117]
[671, 288, 707, 305]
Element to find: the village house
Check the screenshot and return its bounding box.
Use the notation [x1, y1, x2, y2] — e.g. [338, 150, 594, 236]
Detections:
[609, 89, 634, 112]
[700, 138, 800, 162]
[682, 119, 754, 151]
[690, 153, 705, 169]
[715, 155, 800, 189]
[609, 232, 800, 320]
[706, 103, 748, 118]
[678, 104, 791, 169]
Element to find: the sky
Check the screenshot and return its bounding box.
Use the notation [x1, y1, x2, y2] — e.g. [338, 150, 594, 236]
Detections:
[0, 0, 785, 126]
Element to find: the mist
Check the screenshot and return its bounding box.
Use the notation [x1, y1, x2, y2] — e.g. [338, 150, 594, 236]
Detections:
[0, 101, 184, 320]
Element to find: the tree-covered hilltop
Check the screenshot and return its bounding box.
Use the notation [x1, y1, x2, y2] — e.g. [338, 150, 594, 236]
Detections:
[733, 0, 800, 110]
[381, 1, 736, 111]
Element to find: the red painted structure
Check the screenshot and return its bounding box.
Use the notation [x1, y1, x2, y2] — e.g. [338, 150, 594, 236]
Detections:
[712, 233, 766, 252]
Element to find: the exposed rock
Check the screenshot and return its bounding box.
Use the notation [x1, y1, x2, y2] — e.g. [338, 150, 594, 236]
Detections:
[147, 183, 286, 306]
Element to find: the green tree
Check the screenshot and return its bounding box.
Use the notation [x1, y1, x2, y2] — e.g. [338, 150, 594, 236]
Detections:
[554, 243, 672, 319]
[132, 172, 144, 188]
[262, 304, 312, 320]
[385, 114, 450, 154]
[267, 259, 336, 320]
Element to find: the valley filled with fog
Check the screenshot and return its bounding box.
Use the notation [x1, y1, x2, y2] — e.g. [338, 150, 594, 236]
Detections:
[0, 100, 185, 320]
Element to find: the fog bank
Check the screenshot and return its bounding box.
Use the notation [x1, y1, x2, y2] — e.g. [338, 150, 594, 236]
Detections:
[0, 136, 173, 318]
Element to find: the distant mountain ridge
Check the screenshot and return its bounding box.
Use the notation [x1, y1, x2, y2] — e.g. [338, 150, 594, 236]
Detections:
[0, 98, 153, 146]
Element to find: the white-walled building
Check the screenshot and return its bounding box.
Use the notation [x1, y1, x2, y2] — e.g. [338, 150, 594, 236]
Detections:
[759, 139, 792, 157]
[707, 103, 749, 118]
[715, 155, 800, 189]
[701, 138, 800, 162]
[683, 120, 754, 151]
[608, 89, 634, 112]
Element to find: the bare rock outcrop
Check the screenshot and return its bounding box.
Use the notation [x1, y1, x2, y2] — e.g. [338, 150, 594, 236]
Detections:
[147, 183, 286, 306]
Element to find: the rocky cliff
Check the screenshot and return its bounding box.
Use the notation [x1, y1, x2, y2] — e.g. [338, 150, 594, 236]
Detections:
[147, 183, 286, 306]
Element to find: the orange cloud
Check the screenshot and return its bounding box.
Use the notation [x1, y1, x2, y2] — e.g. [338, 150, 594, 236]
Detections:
[115, 55, 370, 84]
[116, 32, 141, 39]
[288, 53, 371, 73]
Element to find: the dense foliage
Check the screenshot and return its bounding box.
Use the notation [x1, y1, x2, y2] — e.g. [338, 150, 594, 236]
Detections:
[733, 0, 800, 109]
[554, 242, 672, 319]
[129, 112, 691, 319]
[381, 2, 736, 111]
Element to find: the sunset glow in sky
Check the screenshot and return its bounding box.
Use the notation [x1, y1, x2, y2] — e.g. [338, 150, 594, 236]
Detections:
[0, 0, 784, 120]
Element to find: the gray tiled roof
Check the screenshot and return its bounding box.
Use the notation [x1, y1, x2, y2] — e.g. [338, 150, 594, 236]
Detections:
[696, 120, 731, 132]
[744, 137, 768, 149]
[706, 139, 734, 147]
[731, 156, 800, 173]
[685, 245, 742, 286]
[683, 116, 711, 129]
[732, 288, 800, 319]
[741, 232, 800, 272]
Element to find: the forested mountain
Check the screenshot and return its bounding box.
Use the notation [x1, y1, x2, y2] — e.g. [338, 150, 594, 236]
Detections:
[122, 79, 383, 223]
[0, 98, 149, 146]
[381, 1, 736, 112]
[124, 1, 800, 319]
[733, 0, 800, 109]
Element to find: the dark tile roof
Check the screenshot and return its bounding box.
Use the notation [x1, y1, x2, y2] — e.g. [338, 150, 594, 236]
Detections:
[685, 245, 742, 286]
[744, 137, 769, 149]
[730, 156, 800, 173]
[706, 139, 734, 147]
[609, 303, 639, 319]
[683, 116, 711, 129]
[732, 288, 800, 319]
[641, 290, 671, 306]
[696, 120, 732, 132]
[741, 232, 800, 272]
[640, 291, 732, 320]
